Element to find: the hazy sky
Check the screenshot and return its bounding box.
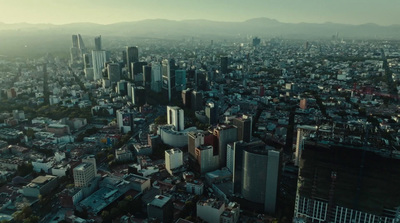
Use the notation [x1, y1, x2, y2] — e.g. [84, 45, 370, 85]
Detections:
[0, 0, 399, 25]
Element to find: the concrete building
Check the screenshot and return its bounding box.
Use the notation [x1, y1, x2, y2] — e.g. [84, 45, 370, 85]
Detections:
[195, 145, 219, 174]
[115, 147, 133, 162]
[220, 202, 240, 223]
[165, 148, 183, 176]
[197, 198, 225, 223]
[22, 175, 58, 198]
[116, 109, 134, 133]
[162, 59, 175, 102]
[186, 180, 204, 195]
[188, 131, 206, 158]
[147, 195, 173, 223]
[73, 162, 96, 187]
[167, 106, 185, 131]
[123, 174, 151, 192]
[205, 101, 218, 125]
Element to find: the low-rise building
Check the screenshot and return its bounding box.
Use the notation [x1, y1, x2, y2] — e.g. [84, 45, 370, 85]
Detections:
[22, 175, 58, 198]
[197, 198, 225, 223]
[147, 195, 173, 223]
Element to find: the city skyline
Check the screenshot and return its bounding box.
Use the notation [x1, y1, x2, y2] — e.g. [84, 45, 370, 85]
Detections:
[1, 0, 400, 26]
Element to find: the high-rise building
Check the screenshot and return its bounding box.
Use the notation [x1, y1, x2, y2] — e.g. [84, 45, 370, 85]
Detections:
[252, 37, 261, 47]
[131, 61, 147, 83]
[188, 131, 206, 158]
[72, 35, 79, 48]
[167, 106, 184, 131]
[195, 145, 220, 174]
[77, 34, 87, 55]
[175, 69, 187, 91]
[83, 53, 91, 69]
[232, 115, 252, 143]
[116, 109, 134, 133]
[143, 65, 152, 88]
[147, 195, 173, 223]
[220, 56, 229, 74]
[213, 125, 238, 168]
[94, 35, 102, 51]
[107, 63, 120, 84]
[162, 59, 175, 102]
[116, 80, 128, 96]
[132, 86, 146, 106]
[151, 62, 162, 92]
[293, 140, 400, 223]
[73, 162, 96, 187]
[181, 88, 192, 108]
[126, 46, 139, 76]
[231, 140, 281, 213]
[191, 90, 203, 111]
[205, 101, 218, 125]
[165, 148, 183, 176]
[91, 50, 107, 80]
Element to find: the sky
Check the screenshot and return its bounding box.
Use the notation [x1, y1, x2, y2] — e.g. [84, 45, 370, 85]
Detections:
[0, 0, 399, 26]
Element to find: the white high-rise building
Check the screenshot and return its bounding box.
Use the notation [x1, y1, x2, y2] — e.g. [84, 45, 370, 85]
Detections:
[167, 106, 184, 131]
[73, 162, 96, 187]
[165, 148, 183, 175]
[92, 50, 107, 80]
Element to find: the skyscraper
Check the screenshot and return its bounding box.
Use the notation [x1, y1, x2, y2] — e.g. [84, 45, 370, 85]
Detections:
[132, 86, 146, 106]
[70, 35, 80, 64]
[167, 106, 184, 131]
[91, 50, 107, 80]
[77, 34, 87, 55]
[126, 46, 139, 76]
[162, 59, 175, 102]
[205, 101, 218, 125]
[107, 63, 120, 84]
[151, 62, 162, 92]
[233, 115, 253, 143]
[220, 56, 229, 74]
[231, 140, 281, 213]
[94, 35, 102, 51]
[213, 125, 238, 168]
[175, 69, 187, 91]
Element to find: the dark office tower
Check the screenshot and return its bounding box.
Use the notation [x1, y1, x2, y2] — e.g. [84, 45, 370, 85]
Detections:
[72, 35, 79, 48]
[94, 35, 102, 51]
[195, 70, 207, 91]
[181, 88, 193, 108]
[122, 50, 127, 67]
[191, 90, 203, 111]
[43, 64, 49, 105]
[126, 46, 139, 76]
[230, 140, 281, 213]
[252, 37, 261, 47]
[132, 86, 146, 106]
[143, 65, 152, 88]
[83, 53, 91, 69]
[220, 56, 228, 74]
[175, 70, 187, 91]
[131, 61, 147, 84]
[107, 63, 120, 84]
[233, 115, 252, 143]
[213, 125, 237, 168]
[205, 101, 218, 125]
[294, 143, 400, 222]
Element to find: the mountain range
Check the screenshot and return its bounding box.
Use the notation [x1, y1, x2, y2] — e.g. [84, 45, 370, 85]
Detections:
[1, 18, 399, 39]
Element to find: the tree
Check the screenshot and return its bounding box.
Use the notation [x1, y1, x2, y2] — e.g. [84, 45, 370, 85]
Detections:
[107, 154, 115, 161]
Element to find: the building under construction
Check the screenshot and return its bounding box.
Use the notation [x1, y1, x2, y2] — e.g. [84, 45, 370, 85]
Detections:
[294, 142, 400, 223]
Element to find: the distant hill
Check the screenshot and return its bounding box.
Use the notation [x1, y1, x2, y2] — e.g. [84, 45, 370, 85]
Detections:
[0, 17, 399, 39]
[0, 18, 399, 57]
